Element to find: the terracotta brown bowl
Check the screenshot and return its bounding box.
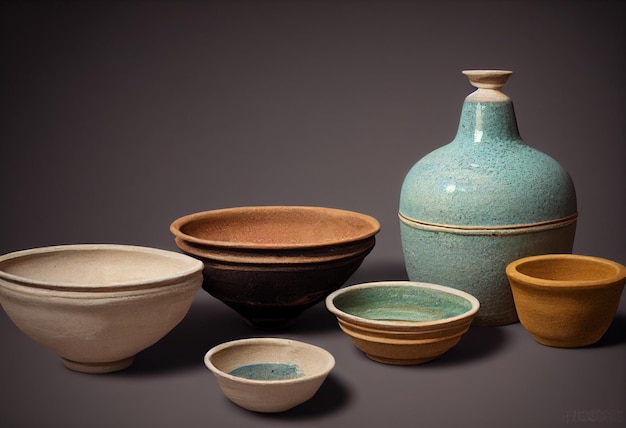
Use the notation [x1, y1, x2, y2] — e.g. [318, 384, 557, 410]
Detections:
[506, 254, 626, 348]
[325, 281, 480, 365]
[204, 337, 335, 413]
[170, 206, 380, 329]
[0, 244, 203, 373]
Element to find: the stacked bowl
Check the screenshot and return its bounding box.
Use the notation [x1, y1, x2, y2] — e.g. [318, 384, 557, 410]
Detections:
[0, 244, 203, 373]
[170, 206, 381, 328]
[326, 281, 480, 365]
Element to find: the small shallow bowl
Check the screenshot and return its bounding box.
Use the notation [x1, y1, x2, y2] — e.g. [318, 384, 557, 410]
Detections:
[326, 281, 480, 365]
[506, 254, 626, 348]
[170, 206, 380, 329]
[0, 244, 203, 373]
[204, 337, 335, 413]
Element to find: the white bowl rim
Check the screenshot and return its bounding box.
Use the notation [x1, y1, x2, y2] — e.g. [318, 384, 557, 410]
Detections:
[325, 281, 480, 327]
[0, 244, 204, 291]
[170, 205, 381, 250]
[506, 253, 626, 288]
[204, 337, 335, 385]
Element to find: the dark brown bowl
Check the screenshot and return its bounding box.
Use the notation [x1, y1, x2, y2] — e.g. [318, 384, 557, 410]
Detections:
[170, 206, 380, 328]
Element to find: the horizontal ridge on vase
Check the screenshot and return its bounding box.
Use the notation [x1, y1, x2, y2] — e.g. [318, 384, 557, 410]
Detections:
[399, 69, 577, 326]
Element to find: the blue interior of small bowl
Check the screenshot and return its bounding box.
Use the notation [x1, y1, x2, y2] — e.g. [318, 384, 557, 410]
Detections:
[333, 285, 473, 322]
[229, 363, 304, 381]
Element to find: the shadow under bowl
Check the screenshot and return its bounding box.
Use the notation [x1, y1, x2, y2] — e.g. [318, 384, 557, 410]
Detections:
[506, 253, 626, 348]
[204, 337, 335, 413]
[0, 244, 203, 373]
[325, 281, 480, 365]
[170, 206, 380, 329]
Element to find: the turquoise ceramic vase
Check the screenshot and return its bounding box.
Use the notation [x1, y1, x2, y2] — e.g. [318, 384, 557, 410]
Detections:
[399, 70, 577, 326]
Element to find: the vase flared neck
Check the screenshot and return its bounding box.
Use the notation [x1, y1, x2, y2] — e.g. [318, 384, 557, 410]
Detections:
[451, 70, 521, 144]
[463, 70, 512, 103]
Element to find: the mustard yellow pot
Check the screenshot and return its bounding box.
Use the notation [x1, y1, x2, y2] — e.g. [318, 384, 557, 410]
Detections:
[506, 254, 626, 348]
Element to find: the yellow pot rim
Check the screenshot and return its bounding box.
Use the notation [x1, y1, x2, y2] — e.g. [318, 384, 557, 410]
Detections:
[506, 254, 626, 288]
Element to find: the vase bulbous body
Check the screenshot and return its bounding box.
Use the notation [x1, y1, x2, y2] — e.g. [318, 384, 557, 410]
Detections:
[399, 70, 577, 326]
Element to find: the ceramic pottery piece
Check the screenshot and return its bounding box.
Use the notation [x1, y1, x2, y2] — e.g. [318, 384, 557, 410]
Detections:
[399, 70, 577, 326]
[170, 206, 380, 329]
[204, 337, 335, 413]
[0, 244, 203, 373]
[506, 254, 626, 347]
[325, 281, 479, 365]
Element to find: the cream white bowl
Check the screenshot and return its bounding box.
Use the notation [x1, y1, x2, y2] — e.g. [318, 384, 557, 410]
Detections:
[204, 338, 335, 413]
[0, 244, 203, 373]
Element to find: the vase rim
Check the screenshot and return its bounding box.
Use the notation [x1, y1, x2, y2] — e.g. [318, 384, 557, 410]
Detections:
[462, 70, 513, 102]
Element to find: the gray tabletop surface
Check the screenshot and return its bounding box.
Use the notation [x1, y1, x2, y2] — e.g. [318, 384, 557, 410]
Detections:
[1, 1, 624, 427]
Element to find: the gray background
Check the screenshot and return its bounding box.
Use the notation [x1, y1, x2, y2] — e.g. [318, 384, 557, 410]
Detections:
[1, 1, 624, 427]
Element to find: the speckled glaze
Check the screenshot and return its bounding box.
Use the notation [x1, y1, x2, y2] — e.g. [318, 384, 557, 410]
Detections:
[399, 70, 577, 326]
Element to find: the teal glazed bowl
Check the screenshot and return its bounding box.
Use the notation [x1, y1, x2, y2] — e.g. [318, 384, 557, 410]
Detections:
[326, 281, 480, 365]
